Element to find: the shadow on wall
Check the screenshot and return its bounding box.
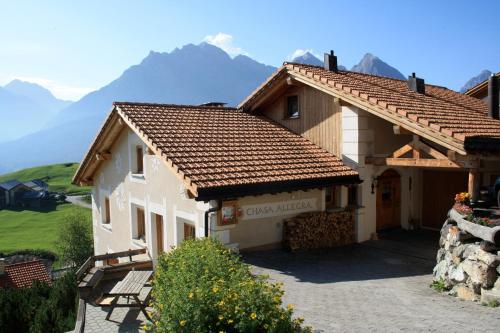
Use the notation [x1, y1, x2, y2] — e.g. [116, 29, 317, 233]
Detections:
[242, 229, 438, 284]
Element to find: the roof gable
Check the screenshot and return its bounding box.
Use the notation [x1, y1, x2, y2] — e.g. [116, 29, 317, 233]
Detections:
[240, 63, 500, 154]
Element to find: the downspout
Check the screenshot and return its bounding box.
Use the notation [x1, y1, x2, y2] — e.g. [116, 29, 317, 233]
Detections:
[204, 200, 221, 237]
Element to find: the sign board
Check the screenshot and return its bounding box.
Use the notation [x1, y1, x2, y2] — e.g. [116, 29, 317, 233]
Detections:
[241, 198, 317, 221]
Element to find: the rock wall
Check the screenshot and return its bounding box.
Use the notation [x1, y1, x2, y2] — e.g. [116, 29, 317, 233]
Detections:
[433, 219, 500, 303]
[283, 209, 355, 251]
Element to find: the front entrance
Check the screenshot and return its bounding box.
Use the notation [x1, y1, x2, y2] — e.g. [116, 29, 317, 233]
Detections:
[422, 170, 468, 229]
[376, 169, 401, 231]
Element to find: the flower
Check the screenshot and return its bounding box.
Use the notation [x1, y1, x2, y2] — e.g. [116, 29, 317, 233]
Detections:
[180, 320, 187, 327]
[227, 319, 234, 324]
[250, 312, 257, 320]
[218, 315, 224, 321]
[287, 304, 294, 311]
[213, 286, 219, 293]
[218, 300, 225, 306]
[188, 292, 194, 299]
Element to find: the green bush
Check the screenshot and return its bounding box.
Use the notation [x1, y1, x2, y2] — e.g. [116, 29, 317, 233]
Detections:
[0, 273, 77, 333]
[151, 238, 311, 333]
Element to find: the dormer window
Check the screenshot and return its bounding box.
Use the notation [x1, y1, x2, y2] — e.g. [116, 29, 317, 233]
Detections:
[135, 146, 144, 174]
[286, 95, 299, 119]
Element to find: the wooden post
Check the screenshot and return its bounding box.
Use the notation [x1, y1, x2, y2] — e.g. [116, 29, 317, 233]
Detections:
[468, 169, 479, 202]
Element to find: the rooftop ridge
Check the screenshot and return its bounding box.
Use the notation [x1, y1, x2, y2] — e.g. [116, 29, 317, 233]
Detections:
[113, 101, 238, 110]
[284, 61, 450, 89]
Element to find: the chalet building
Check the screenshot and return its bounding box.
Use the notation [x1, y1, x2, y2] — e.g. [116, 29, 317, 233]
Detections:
[74, 52, 500, 261]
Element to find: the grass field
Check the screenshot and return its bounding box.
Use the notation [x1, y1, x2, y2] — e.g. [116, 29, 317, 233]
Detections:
[0, 163, 90, 195]
[0, 204, 92, 255]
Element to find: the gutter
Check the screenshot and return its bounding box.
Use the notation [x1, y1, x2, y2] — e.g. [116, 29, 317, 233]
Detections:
[204, 200, 221, 237]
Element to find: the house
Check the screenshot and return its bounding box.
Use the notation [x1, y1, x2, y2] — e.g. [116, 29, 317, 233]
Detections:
[240, 56, 500, 238]
[0, 258, 52, 289]
[0, 180, 30, 207]
[74, 52, 500, 261]
[73, 102, 360, 259]
[23, 179, 49, 192]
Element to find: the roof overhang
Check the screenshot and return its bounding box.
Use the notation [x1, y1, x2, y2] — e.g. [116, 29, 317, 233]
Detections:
[196, 174, 362, 201]
[240, 66, 470, 156]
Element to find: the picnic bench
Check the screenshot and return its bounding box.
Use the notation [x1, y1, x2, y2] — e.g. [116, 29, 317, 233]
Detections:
[103, 270, 153, 321]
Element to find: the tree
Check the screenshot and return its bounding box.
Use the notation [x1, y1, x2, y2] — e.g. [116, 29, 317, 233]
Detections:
[56, 207, 93, 268]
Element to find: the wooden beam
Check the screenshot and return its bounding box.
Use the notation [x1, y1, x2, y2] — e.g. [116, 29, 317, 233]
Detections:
[468, 169, 480, 202]
[413, 140, 447, 160]
[393, 125, 412, 135]
[286, 77, 299, 86]
[365, 157, 463, 168]
[392, 144, 413, 158]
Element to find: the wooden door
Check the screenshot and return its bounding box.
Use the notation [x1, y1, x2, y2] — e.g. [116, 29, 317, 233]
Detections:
[422, 170, 468, 229]
[376, 169, 401, 231]
[155, 214, 164, 255]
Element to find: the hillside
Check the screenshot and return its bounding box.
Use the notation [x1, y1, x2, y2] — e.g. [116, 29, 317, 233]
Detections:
[0, 163, 89, 195]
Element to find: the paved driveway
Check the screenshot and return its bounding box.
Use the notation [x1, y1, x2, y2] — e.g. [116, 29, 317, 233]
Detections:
[243, 230, 500, 333]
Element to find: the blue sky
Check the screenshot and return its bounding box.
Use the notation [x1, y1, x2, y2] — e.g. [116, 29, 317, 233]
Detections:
[0, 0, 498, 100]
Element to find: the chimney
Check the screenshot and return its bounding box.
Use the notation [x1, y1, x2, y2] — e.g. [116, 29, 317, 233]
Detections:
[488, 74, 499, 120]
[0, 258, 5, 275]
[324, 50, 338, 72]
[408, 73, 425, 94]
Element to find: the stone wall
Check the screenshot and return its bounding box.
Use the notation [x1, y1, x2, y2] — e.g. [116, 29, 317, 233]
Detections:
[433, 219, 500, 303]
[282, 209, 355, 251]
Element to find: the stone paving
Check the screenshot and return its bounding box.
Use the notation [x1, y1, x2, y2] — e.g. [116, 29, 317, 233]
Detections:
[84, 297, 149, 333]
[244, 230, 500, 333]
[82, 230, 500, 332]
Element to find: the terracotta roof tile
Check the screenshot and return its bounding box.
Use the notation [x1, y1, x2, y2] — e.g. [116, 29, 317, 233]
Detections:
[240, 63, 500, 149]
[115, 102, 359, 198]
[0, 260, 52, 289]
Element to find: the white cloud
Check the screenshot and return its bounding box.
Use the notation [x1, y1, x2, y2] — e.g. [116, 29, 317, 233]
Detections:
[203, 33, 248, 57]
[9, 76, 93, 101]
[288, 49, 320, 61]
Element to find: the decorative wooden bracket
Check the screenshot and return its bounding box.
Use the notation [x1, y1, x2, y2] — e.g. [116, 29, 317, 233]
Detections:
[95, 151, 112, 161]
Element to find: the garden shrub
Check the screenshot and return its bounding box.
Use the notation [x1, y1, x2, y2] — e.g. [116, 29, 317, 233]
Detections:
[151, 238, 311, 333]
[0, 272, 77, 333]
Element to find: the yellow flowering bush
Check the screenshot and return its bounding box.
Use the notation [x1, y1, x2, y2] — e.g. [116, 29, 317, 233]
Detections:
[151, 238, 311, 332]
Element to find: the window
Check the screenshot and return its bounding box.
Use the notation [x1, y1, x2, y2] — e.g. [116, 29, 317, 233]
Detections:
[135, 146, 144, 174]
[136, 207, 146, 241]
[103, 197, 111, 224]
[286, 95, 299, 118]
[325, 185, 340, 209]
[348, 185, 359, 207]
[183, 223, 196, 241]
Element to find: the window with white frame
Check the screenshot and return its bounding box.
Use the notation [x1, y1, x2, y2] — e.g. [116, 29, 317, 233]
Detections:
[134, 145, 144, 175]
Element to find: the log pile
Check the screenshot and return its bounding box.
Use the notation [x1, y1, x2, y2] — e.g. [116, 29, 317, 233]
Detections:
[283, 209, 354, 251]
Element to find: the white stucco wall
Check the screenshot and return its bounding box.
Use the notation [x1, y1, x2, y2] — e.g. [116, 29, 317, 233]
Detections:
[342, 105, 422, 242]
[91, 128, 209, 261]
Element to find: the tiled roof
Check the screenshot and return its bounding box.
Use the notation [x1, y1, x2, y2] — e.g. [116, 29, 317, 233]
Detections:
[0, 260, 52, 289]
[0, 179, 22, 191]
[241, 63, 500, 150]
[115, 102, 359, 199]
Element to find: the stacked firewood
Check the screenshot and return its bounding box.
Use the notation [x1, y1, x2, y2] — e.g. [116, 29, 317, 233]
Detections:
[283, 209, 355, 251]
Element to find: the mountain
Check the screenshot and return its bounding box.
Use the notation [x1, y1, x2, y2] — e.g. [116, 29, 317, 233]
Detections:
[291, 52, 347, 70]
[47, 43, 275, 128]
[0, 43, 276, 172]
[4, 80, 72, 112]
[351, 53, 405, 80]
[0, 80, 72, 143]
[0, 87, 52, 142]
[460, 70, 493, 93]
